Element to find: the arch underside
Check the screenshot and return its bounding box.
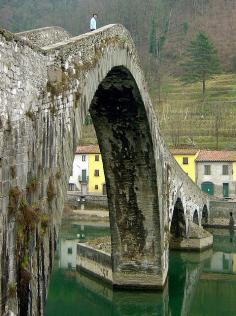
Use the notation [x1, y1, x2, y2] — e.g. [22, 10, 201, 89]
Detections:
[202, 205, 208, 224]
[89, 66, 162, 285]
[170, 198, 186, 239]
[193, 210, 199, 225]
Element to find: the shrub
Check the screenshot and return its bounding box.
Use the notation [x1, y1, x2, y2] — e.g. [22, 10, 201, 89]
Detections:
[8, 282, 17, 298]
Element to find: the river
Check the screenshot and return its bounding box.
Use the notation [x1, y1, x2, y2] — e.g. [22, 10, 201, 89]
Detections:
[45, 217, 236, 316]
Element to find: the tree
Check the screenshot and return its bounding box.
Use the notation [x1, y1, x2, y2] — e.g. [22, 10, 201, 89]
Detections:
[148, 5, 173, 103]
[181, 32, 220, 95]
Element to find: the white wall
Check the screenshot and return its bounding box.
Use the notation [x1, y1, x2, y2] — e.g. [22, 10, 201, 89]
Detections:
[69, 154, 88, 190]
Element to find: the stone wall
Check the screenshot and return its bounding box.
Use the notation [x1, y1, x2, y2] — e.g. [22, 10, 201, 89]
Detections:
[0, 24, 211, 315]
[77, 243, 112, 283]
[66, 191, 108, 208]
[16, 26, 71, 48]
[209, 200, 236, 219]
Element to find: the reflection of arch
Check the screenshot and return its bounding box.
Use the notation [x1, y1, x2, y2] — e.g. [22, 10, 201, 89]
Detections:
[202, 205, 208, 224]
[193, 210, 199, 225]
[170, 198, 186, 238]
[201, 182, 214, 195]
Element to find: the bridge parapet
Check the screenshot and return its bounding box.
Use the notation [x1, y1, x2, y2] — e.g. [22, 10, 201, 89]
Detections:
[16, 26, 71, 47]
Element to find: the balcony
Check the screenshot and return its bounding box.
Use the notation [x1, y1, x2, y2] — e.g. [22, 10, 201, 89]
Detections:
[78, 175, 89, 183]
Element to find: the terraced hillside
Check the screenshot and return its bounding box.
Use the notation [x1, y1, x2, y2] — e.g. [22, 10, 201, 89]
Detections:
[154, 74, 236, 150]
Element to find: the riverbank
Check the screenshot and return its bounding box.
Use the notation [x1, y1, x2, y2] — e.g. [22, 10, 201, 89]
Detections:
[63, 205, 109, 222]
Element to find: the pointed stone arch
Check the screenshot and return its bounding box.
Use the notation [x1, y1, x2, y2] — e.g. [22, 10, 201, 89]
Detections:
[193, 209, 199, 225]
[89, 65, 162, 287]
[202, 205, 208, 224]
[170, 198, 186, 238]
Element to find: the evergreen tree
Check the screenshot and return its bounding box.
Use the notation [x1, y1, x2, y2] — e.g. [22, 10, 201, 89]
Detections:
[181, 32, 220, 95]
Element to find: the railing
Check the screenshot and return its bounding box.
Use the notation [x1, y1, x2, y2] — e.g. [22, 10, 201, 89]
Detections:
[78, 175, 89, 183]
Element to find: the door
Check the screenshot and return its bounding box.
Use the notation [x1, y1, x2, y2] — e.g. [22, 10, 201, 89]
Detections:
[201, 182, 214, 195]
[223, 183, 229, 198]
[82, 169, 87, 182]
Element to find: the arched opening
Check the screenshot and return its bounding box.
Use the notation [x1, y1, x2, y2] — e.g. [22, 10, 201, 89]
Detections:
[202, 205, 208, 224]
[193, 209, 199, 225]
[170, 198, 186, 239]
[201, 181, 214, 195]
[89, 66, 161, 277]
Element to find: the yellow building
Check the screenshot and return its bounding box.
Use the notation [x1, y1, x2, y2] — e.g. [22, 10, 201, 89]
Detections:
[233, 162, 236, 181]
[87, 146, 106, 195]
[170, 149, 199, 182]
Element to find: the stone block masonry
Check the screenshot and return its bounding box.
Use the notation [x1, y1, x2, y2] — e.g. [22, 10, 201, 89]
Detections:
[0, 24, 211, 315]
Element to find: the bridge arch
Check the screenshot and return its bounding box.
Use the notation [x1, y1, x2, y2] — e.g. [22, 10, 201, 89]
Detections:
[193, 209, 199, 225]
[170, 198, 186, 238]
[202, 205, 209, 224]
[89, 65, 162, 280]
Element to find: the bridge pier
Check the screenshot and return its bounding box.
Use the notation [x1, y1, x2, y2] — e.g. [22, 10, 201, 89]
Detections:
[170, 223, 213, 251]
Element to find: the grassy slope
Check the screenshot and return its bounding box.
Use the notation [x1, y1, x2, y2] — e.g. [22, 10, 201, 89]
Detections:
[80, 73, 236, 150]
[153, 73, 236, 150]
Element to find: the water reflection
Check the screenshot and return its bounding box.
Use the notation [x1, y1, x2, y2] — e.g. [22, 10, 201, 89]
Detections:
[45, 220, 236, 316]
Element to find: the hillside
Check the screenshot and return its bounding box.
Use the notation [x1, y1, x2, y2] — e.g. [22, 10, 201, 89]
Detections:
[1, 0, 236, 72]
[155, 74, 236, 150]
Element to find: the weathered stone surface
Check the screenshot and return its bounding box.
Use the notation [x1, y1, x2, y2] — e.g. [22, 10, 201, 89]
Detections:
[0, 24, 211, 315]
[16, 26, 71, 48]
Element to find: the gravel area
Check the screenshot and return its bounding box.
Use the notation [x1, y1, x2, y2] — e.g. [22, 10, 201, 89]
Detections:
[86, 236, 111, 254]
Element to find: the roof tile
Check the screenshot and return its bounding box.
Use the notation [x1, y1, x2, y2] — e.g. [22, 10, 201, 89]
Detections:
[170, 148, 199, 155]
[75, 145, 100, 154]
[196, 150, 236, 162]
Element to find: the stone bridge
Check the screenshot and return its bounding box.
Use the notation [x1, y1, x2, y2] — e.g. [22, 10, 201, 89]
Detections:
[0, 25, 211, 315]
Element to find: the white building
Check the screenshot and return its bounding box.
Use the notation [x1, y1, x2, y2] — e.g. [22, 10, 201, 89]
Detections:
[69, 146, 89, 192]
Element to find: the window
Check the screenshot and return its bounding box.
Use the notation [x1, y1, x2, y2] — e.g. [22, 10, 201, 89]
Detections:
[68, 263, 72, 269]
[82, 155, 86, 162]
[95, 155, 100, 161]
[183, 157, 188, 165]
[94, 169, 99, 176]
[68, 248, 73, 254]
[95, 185, 98, 190]
[204, 165, 211, 175]
[81, 169, 87, 182]
[222, 165, 229, 175]
[69, 183, 75, 191]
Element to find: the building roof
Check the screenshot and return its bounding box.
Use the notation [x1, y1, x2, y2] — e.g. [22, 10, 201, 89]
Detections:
[170, 148, 199, 155]
[196, 150, 236, 162]
[75, 145, 100, 154]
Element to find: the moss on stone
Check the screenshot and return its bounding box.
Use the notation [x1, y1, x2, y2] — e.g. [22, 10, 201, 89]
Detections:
[47, 177, 56, 202]
[8, 282, 17, 298]
[10, 165, 16, 179]
[55, 170, 61, 180]
[26, 177, 39, 193]
[25, 110, 36, 121]
[8, 186, 21, 216]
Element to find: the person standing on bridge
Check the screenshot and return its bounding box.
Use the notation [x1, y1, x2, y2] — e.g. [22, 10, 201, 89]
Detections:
[90, 14, 97, 31]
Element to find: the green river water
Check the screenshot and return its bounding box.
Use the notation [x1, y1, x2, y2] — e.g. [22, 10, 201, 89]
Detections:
[45, 218, 236, 316]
